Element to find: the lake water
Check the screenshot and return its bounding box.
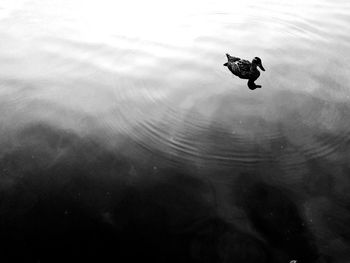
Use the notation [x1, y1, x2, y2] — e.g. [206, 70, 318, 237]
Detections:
[0, 0, 350, 262]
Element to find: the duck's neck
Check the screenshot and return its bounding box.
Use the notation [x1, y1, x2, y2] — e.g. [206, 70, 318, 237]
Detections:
[250, 63, 258, 71]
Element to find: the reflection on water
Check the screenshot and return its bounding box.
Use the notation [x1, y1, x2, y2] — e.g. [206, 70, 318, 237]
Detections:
[1, 0, 350, 262]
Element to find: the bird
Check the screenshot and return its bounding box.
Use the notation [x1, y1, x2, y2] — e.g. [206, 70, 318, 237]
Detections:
[223, 53, 265, 90]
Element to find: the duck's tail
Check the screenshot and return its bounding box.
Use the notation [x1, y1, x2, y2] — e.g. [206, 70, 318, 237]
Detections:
[225, 53, 241, 62]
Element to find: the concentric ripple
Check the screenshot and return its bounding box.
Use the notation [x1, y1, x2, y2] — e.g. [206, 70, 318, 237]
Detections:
[1, 0, 350, 172]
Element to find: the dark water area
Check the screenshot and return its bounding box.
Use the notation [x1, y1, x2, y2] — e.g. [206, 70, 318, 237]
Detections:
[1, 0, 350, 262]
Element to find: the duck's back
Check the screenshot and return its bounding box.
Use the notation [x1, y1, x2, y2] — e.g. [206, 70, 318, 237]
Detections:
[227, 59, 248, 78]
[237, 60, 251, 71]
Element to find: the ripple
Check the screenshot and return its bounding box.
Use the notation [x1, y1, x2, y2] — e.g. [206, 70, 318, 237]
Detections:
[1, 2, 350, 260]
[1, 0, 350, 173]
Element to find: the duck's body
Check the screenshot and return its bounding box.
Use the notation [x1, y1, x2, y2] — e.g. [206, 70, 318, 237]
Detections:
[224, 53, 265, 90]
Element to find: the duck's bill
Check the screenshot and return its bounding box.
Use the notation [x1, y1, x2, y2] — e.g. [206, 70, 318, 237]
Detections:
[259, 64, 265, 71]
[223, 62, 228, 66]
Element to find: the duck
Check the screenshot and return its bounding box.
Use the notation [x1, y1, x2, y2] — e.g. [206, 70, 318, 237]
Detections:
[223, 53, 265, 90]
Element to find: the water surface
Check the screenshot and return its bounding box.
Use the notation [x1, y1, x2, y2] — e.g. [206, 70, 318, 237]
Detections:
[1, 0, 350, 262]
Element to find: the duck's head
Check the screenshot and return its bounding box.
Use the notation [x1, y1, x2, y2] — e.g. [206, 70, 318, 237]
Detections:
[252, 57, 265, 71]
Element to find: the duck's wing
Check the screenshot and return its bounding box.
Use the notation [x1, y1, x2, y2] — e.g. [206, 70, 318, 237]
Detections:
[226, 53, 240, 62]
[236, 59, 251, 71]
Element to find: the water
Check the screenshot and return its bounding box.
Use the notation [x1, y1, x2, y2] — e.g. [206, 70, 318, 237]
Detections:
[0, 0, 350, 262]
